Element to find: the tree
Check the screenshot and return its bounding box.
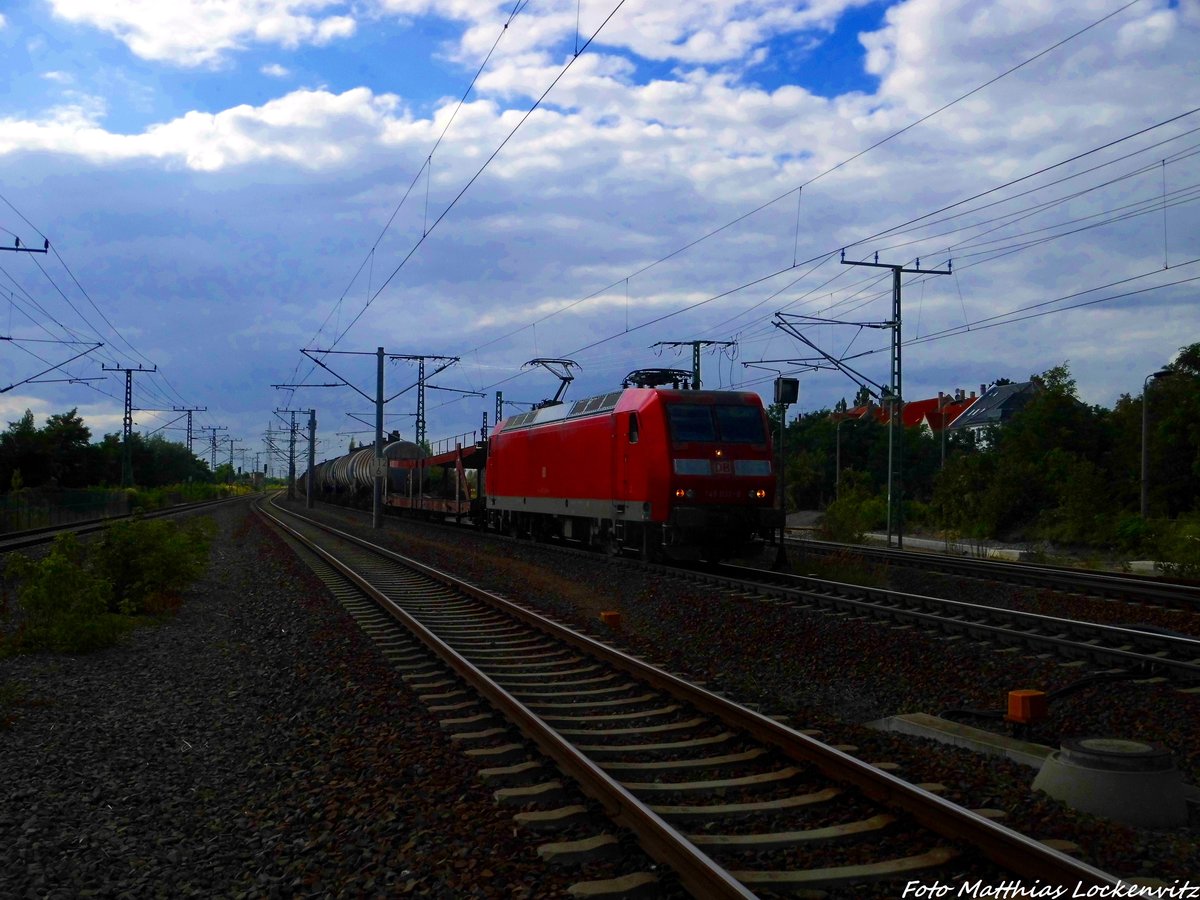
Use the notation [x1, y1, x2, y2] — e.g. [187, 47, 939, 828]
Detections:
[1145, 342, 1200, 516]
[0, 410, 47, 491]
[42, 409, 94, 488]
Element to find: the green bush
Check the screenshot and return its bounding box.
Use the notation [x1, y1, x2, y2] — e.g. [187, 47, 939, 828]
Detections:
[1156, 516, 1200, 580]
[905, 499, 933, 529]
[3, 515, 216, 654]
[1115, 515, 1154, 553]
[4, 533, 127, 653]
[91, 516, 217, 615]
[818, 471, 884, 542]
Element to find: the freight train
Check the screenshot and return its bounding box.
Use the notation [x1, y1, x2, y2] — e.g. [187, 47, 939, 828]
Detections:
[298, 384, 779, 561]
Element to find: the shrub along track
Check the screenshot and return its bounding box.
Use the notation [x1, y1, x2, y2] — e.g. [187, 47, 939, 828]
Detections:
[259, 496, 1122, 897]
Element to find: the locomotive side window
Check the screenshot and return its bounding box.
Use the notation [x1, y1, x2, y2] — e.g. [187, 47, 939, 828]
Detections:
[667, 405, 717, 443]
[715, 405, 767, 443]
[629, 412, 640, 443]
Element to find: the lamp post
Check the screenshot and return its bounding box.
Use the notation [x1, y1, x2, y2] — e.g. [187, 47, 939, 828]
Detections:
[1140, 368, 1174, 519]
[774, 377, 799, 569]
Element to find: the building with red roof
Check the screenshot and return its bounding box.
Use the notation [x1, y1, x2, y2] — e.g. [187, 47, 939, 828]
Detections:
[830, 388, 978, 431]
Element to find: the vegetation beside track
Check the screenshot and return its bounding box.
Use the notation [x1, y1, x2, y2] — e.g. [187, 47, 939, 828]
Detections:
[1, 515, 216, 657]
[780, 350, 1200, 575]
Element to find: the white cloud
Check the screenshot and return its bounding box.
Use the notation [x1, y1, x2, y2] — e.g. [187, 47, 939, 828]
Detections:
[0, 88, 418, 171]
[47, 0, 358, 67]
[5, 0, 1199, 446]
[378, 0, 873, 66]
[37, 0, 857, 72]
[261, 63, 292, 77]
[0, 13, 7, 29]
[42, 71, 75, 84]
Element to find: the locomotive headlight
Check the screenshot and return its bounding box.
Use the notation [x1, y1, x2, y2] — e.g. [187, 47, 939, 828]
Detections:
[675, 488, 685, 498]
[714, 449, 724, 457]
[750, 489, 767, 499]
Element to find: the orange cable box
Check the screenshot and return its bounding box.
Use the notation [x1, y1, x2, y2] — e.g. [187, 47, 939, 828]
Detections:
[1006, 689, 1047, 724]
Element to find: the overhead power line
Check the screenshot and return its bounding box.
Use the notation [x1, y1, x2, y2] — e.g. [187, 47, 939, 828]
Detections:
[453, 0, 1155, 362]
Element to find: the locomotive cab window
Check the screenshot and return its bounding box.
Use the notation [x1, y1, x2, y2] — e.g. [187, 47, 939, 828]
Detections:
[667, 404, 717, 443]
[628, 412, 640, 444]
[667, 403, 765, 444]
[715, 405, 766, 443]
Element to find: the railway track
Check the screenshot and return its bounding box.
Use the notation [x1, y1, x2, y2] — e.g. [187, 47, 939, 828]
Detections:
[257, 496, 1122, 897]
[789, 538, 1199, 612]
[697, 563, 1200, 683]
[288, 498, 1200, 682]
[0, 494, 257, 554]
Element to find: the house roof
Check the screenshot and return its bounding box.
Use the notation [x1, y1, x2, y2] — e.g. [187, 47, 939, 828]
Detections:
[948, 382, 1037, 430]
[906, 395, 976, 431]
[830, 391, 978, 431]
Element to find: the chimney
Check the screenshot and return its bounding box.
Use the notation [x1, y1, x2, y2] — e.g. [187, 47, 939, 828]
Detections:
[981, 383, 987, 396]
[955, 388, 964, 402]
[937, 391, 944, 407]
[969, 391, 976, 400]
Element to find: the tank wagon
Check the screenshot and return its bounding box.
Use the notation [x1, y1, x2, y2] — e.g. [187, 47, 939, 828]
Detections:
[298, 437, 421, 506]
[297, 385, 778, 560]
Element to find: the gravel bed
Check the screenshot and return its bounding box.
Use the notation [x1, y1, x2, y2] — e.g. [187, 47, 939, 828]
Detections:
[0, 502, 625, 898]
[282, 500, 1200, 884]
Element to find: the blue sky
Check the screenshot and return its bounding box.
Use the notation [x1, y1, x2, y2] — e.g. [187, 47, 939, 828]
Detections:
[1, 0, 1198, 472]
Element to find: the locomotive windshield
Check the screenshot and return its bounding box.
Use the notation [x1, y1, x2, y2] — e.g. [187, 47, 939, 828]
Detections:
[667, 403, 766, 444]
[715, 405, 767, 442]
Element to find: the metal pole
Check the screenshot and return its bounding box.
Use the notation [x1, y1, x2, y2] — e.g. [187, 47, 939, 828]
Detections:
[889, 266, 902, 549]
[1141, 374, 1150, 519]
[122, 370, 133, 487]
[287, 412, 296, 500]
[774, 401, 788, 568]
[374, 347, 384, 529]
[416, 357, 426, 516]
[307, 409, 316, 510]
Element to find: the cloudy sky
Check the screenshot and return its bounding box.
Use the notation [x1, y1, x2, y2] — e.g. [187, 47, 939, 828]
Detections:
[0, 0, 1197, 473]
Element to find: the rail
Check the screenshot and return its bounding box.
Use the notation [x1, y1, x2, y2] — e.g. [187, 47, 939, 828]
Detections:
[258, 498, 1122, 894]
[0, 493, 258, 554]
[791, 537, 1200, 611]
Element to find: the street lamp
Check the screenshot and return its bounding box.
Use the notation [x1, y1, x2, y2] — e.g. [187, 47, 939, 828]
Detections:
[774, 377, 799, 569]
[1140, 368, 1175, 519]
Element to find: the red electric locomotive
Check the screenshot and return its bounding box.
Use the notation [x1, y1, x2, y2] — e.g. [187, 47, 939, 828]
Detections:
[486, 386, 778, 560]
